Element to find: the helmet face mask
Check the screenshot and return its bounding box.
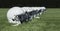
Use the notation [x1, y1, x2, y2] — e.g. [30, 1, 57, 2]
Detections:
[17, 12, 32, 23]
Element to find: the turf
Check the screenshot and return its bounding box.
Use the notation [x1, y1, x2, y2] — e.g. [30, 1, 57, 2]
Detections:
[0, 8, 60, 31]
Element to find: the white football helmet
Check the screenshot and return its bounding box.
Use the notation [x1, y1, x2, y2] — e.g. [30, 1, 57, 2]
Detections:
[7, 7, 25, 26]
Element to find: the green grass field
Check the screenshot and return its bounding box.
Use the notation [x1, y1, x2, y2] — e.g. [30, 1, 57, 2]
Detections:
[0, 8, 60, 31]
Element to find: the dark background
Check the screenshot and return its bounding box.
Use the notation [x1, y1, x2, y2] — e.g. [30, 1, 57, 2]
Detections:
[0, 0, 60, 8]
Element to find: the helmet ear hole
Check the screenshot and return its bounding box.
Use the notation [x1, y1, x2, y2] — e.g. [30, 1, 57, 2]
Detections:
[15, 15, 20, 21]
[12, 19, 15, 21]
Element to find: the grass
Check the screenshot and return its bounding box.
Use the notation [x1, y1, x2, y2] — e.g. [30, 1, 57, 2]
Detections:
[0, 8, 60, 31]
